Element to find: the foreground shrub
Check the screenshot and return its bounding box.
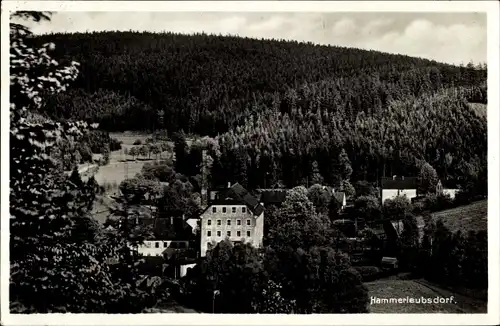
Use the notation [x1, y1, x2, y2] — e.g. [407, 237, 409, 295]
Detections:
[354, 266, 382, 282]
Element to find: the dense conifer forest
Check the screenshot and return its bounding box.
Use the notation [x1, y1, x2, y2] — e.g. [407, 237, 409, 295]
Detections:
[33, 31, 487, 190]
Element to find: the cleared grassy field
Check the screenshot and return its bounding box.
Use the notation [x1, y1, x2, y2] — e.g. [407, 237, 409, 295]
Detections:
[366, 279, 486, 313]
[430, 200, 487, 233]
[88, 134, 174, 192]
[93, 160, 148, 188]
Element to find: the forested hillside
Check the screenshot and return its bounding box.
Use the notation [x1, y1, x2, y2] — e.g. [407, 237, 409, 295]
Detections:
[33, 31, 487, 190]
[34, 31, 486, 134]
[213, 88, 487, 189]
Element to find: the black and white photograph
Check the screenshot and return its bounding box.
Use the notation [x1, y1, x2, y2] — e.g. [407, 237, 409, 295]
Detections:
[1, 1, 499, 325]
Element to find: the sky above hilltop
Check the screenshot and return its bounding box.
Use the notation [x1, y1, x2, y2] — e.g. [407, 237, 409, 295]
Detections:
[15, 12, 486, 65]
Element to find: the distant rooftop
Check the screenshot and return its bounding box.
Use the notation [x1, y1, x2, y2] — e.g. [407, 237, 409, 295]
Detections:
[381, 176, 417, 190]
[256, 188, 288, 205]
[333, 192, 346, 204]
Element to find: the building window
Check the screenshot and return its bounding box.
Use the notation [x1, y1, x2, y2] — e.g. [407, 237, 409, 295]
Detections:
[242, 207, 246, 213]
[227, 231, 231, 237]
[232, 207, 236, 213]
[227, 219, 231, 226]
[217, 231, 221, 237]
[222, 207, 227, 213]
[163, 242, 168, 248]
[217, 219, 221, 226]
[247, 231, 251, 237]
[237, 219, 241, 226]
[212, 207, 217, 213]
[155, 242, 160, 248]
[246, 219, 251, 226]
[207, 219, 212, 226]
[207, 231, 211, 237]
[237, 231, 241, 237]
[178, 242, 186, 249]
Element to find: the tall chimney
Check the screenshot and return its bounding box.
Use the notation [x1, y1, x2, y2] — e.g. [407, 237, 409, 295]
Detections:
[227, 182, 231, 188]
[201, 150, 208, 207]
[402, 176, 404, 180]
[393, 175, 396, 180]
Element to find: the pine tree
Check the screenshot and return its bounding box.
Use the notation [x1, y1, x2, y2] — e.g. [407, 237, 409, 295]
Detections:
[417, 162, 439, 195]
[310, 160, 324, 186]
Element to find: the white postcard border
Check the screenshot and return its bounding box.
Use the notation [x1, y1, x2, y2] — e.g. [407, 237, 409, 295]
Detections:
[1, 1, 499, 325]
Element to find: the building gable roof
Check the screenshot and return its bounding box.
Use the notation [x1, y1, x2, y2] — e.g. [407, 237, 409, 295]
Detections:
[204, 183, 264, 216]
[333, 192, 346, 204]
[133, 217, 193, 240]
[381, 177, 417, 190]
[227, 183, 264, 216]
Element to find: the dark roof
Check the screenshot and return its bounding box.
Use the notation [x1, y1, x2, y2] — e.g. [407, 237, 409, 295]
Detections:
[333, 192, 346, 204]
[207, 183, 264, 216]
[135, 217, 193, 241]
[381, 176, 417, 190]
[228, 183, 264, 216]
[256, 189, 288, 205]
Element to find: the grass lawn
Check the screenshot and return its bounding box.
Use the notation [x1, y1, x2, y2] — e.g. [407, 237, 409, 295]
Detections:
[93, 160, 148, 189]
[430, 200, 487, 233]
[88, 138, 173, 193]
[366, 278, 487, 313]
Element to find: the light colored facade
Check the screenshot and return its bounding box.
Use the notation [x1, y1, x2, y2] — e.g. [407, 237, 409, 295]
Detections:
[436, 180, 459, 199]
[199, 204, 264, 257]
[381, 176, 418, 204]
[334, 191, 347, 210]
[134, 240, 190, 257]
[381, 188, 417, 203]
[442, 188, 458, 199]
[179, 263, 197, 278]
[186, 217, 199, 233]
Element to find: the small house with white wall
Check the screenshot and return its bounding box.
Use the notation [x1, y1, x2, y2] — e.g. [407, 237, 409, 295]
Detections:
[134, 238, 191, 257]
[381, 176, 418, 204]
[333, 190, 347, 211]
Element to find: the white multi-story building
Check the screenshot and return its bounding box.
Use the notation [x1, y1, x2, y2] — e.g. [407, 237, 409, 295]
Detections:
[199, 183, 264, 257]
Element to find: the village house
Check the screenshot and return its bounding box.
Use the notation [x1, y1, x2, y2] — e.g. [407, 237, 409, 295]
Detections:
[380, 176, 418, 203]
[126, 217, 197, 278]
[135, 239, 191, 257]
[435, 179, 460, 199]
[332, 190, 347, 211]
[128, 217, 195, 256]
[199, 182, 264, 257]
